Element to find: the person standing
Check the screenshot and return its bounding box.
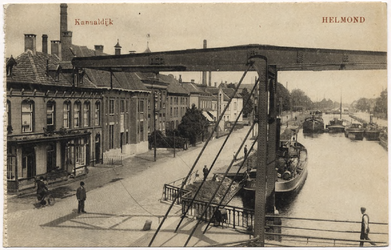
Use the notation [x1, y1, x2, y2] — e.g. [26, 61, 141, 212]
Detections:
[360, 207, 376, 247]
[244, 145, 248, 159]
[203, 165, 209, 180]
[76, 181, 87, 213]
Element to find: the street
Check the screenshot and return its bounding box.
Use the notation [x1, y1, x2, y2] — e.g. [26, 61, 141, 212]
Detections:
[6, 127, 254, 247]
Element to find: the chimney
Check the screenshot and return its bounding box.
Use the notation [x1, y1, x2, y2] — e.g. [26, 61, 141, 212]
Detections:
[214, 82, 217, 87]
[61, 31, 73, 61]
[94, 45, 104, 53]
[202, 40, 207, 85]
[114, 39, 121, 55]
[51, 40, 62, 60]
[60, 4, 68, 37]
[191, 79, 195, 83]
[24, 34, 37, 55]
[179, 75, 182, 83]
[42, 34, 48, 54]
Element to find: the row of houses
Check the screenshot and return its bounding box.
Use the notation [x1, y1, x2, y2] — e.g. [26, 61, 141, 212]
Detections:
[5, 4, 243, 192]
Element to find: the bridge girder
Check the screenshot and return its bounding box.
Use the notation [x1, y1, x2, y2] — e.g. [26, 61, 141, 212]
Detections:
[72, 44, 386, 72]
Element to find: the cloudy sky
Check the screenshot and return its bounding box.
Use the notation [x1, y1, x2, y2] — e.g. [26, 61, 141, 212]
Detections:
[3, 1, 388, 103]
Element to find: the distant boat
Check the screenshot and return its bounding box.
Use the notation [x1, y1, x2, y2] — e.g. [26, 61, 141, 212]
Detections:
[364, 124, 381, 141]
[243, 132, 308, 194]
[326, 99, 345, 133]
[345, 122, 365, 140]
[303, 115, 324, 133]
[326, 118, 345, 133]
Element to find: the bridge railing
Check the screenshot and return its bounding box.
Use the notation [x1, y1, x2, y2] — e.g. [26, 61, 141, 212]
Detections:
[182, 197, 255, 230]
[161, 184, 192, 204]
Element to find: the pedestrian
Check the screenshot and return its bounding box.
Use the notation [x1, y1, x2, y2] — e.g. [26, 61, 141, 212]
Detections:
[76, 181, 87, 214]
[244, 145, 248, 159]
[233, 151, 236, 161]
[360, 207, 376, 247]
[203, 165, 209, 180]
[36, 176, 48, 205]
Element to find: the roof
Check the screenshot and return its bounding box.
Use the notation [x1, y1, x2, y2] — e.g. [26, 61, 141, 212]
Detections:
[6, 50, 80, 87]
[72, 44, 148, 92]
[157, 74, 189, 95]
[181, 82, 212, 96]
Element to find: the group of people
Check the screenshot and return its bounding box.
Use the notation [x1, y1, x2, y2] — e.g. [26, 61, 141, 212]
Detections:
[36, 177, 87, 214]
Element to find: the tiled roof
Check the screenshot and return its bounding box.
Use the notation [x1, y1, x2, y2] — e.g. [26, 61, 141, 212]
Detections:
[181, 82, 212, 96]
[6, 50, 74, 87]
[223, 87, 242, 98]
[157, 74, 189, 95]
[72, 44, 148, 92]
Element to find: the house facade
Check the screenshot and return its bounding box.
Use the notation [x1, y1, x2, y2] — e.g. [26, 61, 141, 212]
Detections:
[6, 36, 103, 192]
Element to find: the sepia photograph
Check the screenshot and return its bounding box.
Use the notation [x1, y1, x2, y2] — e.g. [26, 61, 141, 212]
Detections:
[3, 1, 388, 247]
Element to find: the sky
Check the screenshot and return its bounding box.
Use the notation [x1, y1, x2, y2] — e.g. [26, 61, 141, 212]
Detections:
[3, 1, 388, 103]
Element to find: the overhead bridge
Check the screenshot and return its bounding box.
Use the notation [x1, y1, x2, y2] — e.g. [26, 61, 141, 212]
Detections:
[72, 44, 386, 72]
[71, 44, 386, 247]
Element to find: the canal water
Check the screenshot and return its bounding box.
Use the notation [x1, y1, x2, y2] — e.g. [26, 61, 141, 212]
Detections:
[230, 113, 388, 244]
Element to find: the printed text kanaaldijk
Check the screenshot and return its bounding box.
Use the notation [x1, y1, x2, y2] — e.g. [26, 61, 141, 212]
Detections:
[75, 18, 114, 26]
[322, 16, 365, 23]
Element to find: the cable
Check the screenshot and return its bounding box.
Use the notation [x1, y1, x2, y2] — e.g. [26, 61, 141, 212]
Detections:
[176, 76, 259, 232]
[184, 123, 256, 246]
[148, 64, 252, 247]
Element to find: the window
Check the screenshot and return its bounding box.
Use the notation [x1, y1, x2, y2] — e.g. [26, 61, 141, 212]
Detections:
[63, 101, 71, 128]
[21, 100, 34, 133]
[46, 101, 55, 126]
[109, 125, 114, 149]
[139, 121, 144, 141]
[139, 100, 144, 113]
[7, 100, 11, 133]
[95, 101, 101, 126]
[120, 99, 125, 113]
[234, 102, 237, 110]
[83, 101, 90, 127]
[109, 99, 115, 115]
[74, 101, 81, 128]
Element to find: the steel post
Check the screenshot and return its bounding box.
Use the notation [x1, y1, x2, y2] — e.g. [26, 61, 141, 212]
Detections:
[267, 69, 277, 214]
[251, 56, 268, 246]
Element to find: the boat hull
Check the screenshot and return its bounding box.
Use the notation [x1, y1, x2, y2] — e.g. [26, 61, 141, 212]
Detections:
[327, 125, 345, 133]
[303, 120, 324, 133]
[364, 130, 380, 141]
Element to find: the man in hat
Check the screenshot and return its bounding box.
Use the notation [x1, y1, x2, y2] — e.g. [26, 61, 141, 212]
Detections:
[360, 207, 376, 247]
[76, 181, 87, 213]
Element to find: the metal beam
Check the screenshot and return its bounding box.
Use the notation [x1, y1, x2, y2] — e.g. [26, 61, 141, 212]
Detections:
[72, 44, 386, 72]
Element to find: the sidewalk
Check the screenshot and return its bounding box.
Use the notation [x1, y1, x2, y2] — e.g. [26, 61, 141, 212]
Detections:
[6, 147, 191, 213]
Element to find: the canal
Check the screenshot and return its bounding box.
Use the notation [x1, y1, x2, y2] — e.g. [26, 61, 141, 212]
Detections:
[231, 113, 388, 244]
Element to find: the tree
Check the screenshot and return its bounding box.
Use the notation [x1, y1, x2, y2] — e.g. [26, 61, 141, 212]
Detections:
[374, 89, 387, 118]
[178, 104, 209, 145]
[240, 88, 253, 118]
[355, 98, 370, 112]
[290, 89, 313, 110]
[276, 82, 291, 112]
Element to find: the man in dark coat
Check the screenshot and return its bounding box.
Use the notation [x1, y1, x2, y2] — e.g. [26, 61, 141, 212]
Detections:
[76, 181, 87, 213]
[36, 176, 48, 203]
[203, 165, 209, 180]
[360, 207, 376, 247]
